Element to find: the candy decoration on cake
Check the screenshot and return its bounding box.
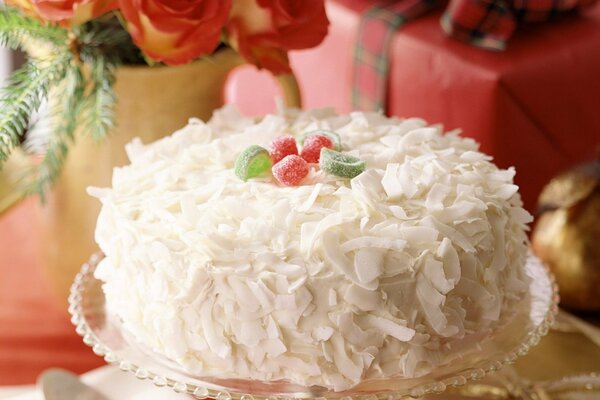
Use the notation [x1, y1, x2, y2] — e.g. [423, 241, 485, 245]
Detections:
[320, 148, 366, 178]
[299, 134, 334, 163]
[300, 130, 342, 151]
[235, 130, 366, 185]
[234, 145, 272, 181]
[272, 154, 309, 186]
[269, 135, 298, 164]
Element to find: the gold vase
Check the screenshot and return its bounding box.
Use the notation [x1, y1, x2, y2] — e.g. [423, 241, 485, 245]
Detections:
[18, 48, 301, 301]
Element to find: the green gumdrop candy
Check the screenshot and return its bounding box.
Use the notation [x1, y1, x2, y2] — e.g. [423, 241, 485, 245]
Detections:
[235, 145, 272, 181]
[299, 130, 342, 151]
[320, 148, 366, 179]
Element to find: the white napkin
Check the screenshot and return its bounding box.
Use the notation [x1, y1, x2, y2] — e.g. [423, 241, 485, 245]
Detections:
[0, 366, 189, 400]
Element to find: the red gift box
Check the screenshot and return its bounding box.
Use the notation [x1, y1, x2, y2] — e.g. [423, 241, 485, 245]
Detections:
[227, 0, 600, 211]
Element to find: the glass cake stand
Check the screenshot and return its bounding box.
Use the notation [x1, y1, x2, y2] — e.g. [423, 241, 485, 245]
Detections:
[68, 253, 559, 400]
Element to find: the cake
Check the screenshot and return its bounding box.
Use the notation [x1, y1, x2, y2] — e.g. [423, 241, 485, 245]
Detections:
[90, 106, 533, 391]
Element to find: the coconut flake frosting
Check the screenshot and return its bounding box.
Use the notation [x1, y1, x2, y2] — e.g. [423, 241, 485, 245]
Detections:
[91, 106, 533, 391]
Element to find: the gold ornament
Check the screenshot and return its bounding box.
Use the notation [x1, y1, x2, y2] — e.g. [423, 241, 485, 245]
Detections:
[532, 157, 600, 311]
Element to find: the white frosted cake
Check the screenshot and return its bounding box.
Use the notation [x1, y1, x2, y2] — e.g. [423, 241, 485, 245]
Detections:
[90, 107, 532, 391]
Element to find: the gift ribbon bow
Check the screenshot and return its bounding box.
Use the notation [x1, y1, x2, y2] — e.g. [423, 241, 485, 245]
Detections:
[352, 0, 598, 111]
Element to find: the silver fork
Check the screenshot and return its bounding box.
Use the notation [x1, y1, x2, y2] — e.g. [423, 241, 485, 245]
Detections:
[38, 369, 108, 400]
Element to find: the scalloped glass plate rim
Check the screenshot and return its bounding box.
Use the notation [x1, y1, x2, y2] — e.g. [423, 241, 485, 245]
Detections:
[69, 252, 558, 400]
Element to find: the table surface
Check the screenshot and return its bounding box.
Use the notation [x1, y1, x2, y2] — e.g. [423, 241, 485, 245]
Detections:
[0, 199, 104, 385]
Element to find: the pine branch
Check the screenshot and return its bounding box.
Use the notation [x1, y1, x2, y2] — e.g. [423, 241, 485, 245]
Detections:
[0, 7, 68, 49]
[0, 10, 131, 198]
[29, 134, 69, 201]
[0, 53, 70, 164]
[60, 66, 85, 141]
[77, 15, 144, 65]
[67, 56, 117, 145]
[24, 64, 85, 198]
[81, 56, 117, 142]
[71, 17, 126, 142]
[26, 54, 118, 196]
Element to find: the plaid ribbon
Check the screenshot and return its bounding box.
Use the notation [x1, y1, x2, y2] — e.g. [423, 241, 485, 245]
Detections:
[441, 0, 598, 50]
[352, 0, 598, 111]
[441, 0, 516, 50]
[352, 0, 438, 112]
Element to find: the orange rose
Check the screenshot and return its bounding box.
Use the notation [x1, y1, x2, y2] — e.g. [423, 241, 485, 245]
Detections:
[6, 0, 118, 25]
[227, 0, 329, 74]
[118, 0, 232, 65]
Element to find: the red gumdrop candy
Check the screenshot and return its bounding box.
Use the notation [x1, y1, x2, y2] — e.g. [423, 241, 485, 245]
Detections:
[272, 155, 309, 186]
[300, 134, 333, 163]
[270, 135, 298, 164]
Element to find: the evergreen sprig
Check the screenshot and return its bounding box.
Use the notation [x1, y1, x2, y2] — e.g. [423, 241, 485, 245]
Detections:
[26, 63, 86, 197]
[83, 58, 117, 142]
[77, 16, 143, 65]
[0, 53, 70, 164]
[0, 7, 135, 198]
[25, 54, 120, 196]
[0, 7, 68, 48]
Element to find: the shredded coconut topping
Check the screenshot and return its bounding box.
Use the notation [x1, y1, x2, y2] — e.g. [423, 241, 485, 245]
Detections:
[91, 106, 532, 391]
